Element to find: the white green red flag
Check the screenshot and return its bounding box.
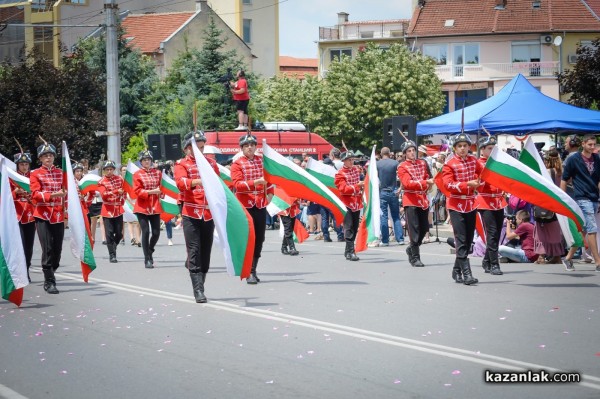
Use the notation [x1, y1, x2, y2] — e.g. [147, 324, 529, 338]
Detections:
[191, 141, 254, 279]
[217, 163, 233, 188]
[266, 187, 294, 217]
[0, 160, 28, 307]
[159, 195, 179, 223]
[278, 218, 309, 243]
[0, 153, 16, 171]
[160, 172, 180, 199]
[262, 141, 347, 225]
[305, 158, 342, 197]
[78, 173, 101, 195]
[482, 147, 584, 231]
[62, 142, 96, 282]
[6, 167, 30, 192]
[123, 160, 140, 199]
[355, 145, 381, 252]
[519, 137, 583, 248]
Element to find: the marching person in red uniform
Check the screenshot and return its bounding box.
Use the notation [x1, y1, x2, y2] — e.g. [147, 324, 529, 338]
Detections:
[438, 133, 483, 285]
[279, 198, 301, 256]
[174, 131, 220, 303]
[72, 162, 92, 217]
[133, 150, 163, 269]
[98, 160, 125, 264]
[334, 151, 364, 261]
[476, 136, 507, 276]
[231, 132, 274, 284]
[30, 142, 65, 294]
[397, 140, 433, 267]
[12, 152, 36, 282]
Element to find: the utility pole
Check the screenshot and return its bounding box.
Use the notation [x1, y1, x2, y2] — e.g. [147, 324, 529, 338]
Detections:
[105, 0, 121, 165]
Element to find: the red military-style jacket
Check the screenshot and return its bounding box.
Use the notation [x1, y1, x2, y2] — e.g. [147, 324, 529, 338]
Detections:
[231, 154, 274, 209]
[476, 156, 507, 211]
[334, 165, 364, 212]
[11, 171, 35, 224]
[397, 159, 431, 210]
[440, 154, 483, 213]
[133, 167, 163, 215]
[98, 174, 125, 218]
[174, 154, 220, 220]
[278, 198, 301, 218]
[30, 165, 65, 223]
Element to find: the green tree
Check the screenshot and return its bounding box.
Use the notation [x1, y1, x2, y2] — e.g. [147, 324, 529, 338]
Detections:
[0, 49, 105, 164]
[558, 38, 600, 109]
[255, 43, 445, 150]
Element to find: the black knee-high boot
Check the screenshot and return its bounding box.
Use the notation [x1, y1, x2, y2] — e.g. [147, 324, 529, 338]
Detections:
[189, 272, 206, 303]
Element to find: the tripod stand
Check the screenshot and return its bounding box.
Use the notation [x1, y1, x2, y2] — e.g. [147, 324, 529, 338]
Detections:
[430, 190, 444, 244]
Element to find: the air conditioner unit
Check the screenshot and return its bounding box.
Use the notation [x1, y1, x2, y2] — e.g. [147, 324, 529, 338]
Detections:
[540, 35, 553, 45]
[568, 54, 579, 64]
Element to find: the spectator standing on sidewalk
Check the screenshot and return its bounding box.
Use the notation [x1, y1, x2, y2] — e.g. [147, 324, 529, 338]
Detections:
[377, 147, 404, 246]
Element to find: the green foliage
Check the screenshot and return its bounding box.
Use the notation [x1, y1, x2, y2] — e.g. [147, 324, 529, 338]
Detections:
[255, 43, 445, 150]
[0, 49, 105, 164]
[122, 133, 146, 164]
[140, 17, 252, 135]
[558, 38, 600, 109]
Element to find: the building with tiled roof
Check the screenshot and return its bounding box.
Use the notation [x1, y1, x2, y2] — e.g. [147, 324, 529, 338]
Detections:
[121, 10, 252, 78]
[408, 0, 600, 110]
[279, 56, 318, 79]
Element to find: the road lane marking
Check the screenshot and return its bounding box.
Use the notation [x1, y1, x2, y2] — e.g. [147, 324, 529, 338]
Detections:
[51, 270, 600, 391]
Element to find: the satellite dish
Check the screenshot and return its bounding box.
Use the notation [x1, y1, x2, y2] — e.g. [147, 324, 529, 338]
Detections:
[553, 36, 563, 46]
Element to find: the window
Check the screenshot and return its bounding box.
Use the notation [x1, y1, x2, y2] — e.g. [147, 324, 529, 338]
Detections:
[422, 44, 448, 65]
[452, 43, 479, 77]
[65, 0, 86, 3]
[243, 0, 252, 4]
[511, 41, 541, 62]
[330, 48, 352, 62]
[360, 31, 374, 39]
[243, 19, 252, 43]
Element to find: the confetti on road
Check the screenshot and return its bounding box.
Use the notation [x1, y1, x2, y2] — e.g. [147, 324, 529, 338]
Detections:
[499, 317, 506, 320]
[393, 379, 402, 384]
[265, 380, 274, 384]
[452, 370, 461, 375]
[60, 370, 68, 374]
[539, 345, 546, 349]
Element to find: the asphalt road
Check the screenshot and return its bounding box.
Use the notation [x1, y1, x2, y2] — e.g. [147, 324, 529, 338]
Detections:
[0, 227, 599, 399]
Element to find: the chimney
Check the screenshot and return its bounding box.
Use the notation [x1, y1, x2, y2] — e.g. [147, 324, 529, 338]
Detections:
[195, 0, 205, 12]
[337, 12, 349, 25]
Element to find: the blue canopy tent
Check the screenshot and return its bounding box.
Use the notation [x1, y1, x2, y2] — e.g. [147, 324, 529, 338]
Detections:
[417, 74, 600, 136]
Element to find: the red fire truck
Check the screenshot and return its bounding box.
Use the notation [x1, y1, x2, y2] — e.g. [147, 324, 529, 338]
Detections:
[204, 130, 335, 163]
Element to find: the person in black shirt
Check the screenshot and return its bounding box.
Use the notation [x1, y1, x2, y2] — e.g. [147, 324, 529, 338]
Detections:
[376, 147, 404, 246]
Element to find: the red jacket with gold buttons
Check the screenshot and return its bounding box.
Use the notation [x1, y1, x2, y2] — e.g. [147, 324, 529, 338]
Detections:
[397, 159, 431, 210]
[278, 198, 301, 218]
[98, 174, 125, 218]
[231, 155, 274, 209]
[30, 165, 65, 223]
[11, 171, 35, 224]
[440, 154, 483, 213]
[174, 154, 219, 220]
[476, 156, 507, 211]
[334, 165, 364, 211]
[133, 168, 163, 215]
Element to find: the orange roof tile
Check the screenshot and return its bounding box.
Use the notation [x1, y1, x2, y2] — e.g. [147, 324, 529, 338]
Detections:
[121, 12, 195, 54]
[279, 56, 318, 68]
[584, 0, 600, 18]
[408, 0, 600, 37]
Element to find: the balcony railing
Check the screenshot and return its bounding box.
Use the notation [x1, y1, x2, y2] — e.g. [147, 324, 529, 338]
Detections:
[435, 62, 559, 81]
[319, 23, 407, 41]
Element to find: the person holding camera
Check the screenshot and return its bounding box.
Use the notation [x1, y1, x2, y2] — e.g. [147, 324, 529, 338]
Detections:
[231, 70, 250, 131]
[498, 210, 538, 263]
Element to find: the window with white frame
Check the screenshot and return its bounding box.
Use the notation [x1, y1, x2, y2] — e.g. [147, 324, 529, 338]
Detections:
[511, 41, 541, 62]
[453, 43, 479, 65]
[330, 48, 352, 62]
[422, 44, 448, 65]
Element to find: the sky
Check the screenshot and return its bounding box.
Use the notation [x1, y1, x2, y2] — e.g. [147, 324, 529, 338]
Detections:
[279, 0, 414, 58]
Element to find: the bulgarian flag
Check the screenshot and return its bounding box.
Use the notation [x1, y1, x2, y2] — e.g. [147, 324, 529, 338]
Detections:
[519, 137, 583, 248]
[278, 217, 309, 244]
[160, 172, 179, 199]
[482, 147, 584, 231]
[62, 142, 96, 282]
[0, 160, 28, 307]
[217, 163, 233, 188]
[191, 141, 254, 279]
[355, 145, 381, 253]
[78, 173, 101, 195]
[305, 158, 342, 198]
[262, 141, 347, 225]
[160, 195, 179, 223]
[123, 160, 139, 199]
[6, 167, 30, 192]
[266, 187, 294, 217]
